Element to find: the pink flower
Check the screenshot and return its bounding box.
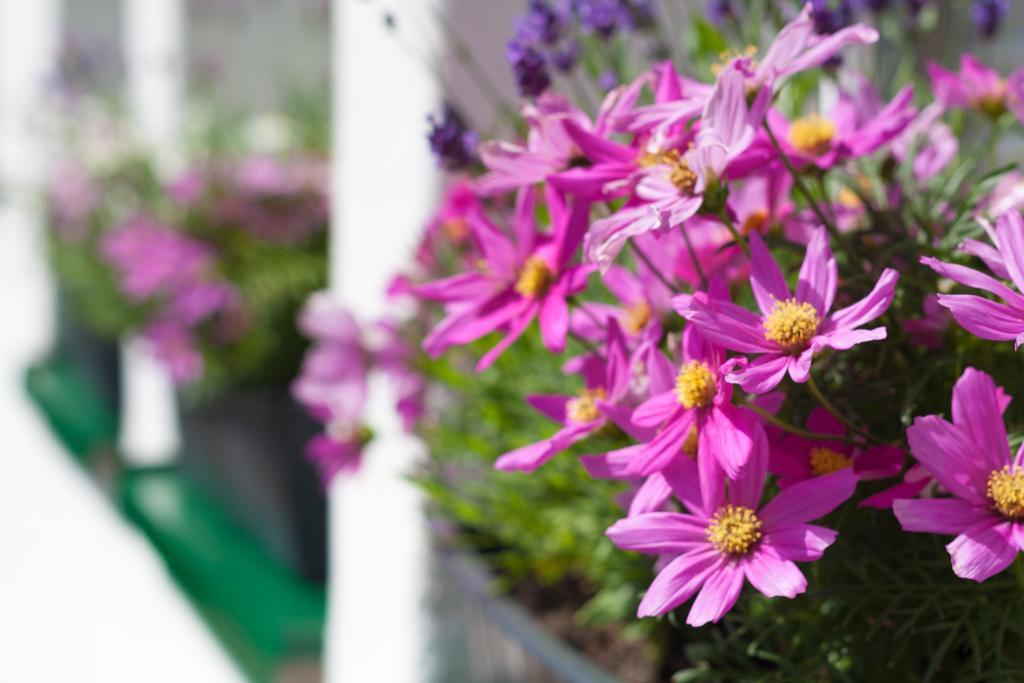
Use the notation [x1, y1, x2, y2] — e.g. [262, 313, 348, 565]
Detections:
[766, 83, 915, 169]
[894, 368, 1024, 582]
[927, 54, 1024, 123]
[292, 293, 370, 426]
[769, 408, 903, 488]
[584, 61, 764, 271]
[626, 325, 761, 479]
[923, 211, 1024, 350]
[728, 4, 878, 95]
[417, 186, 593, 371]
[495, 320, 642, 472]
[477, 92, 633, 197]
[891, 103, 958, 183]
[607, 424, 857, 624]
[681, 227, 898, 393]
[569, 263, 671, 343]
[901, 295, 951, 350]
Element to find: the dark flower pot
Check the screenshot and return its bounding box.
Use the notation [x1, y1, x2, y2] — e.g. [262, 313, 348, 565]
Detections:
[55, 292, 122, 414]
[430, 544, 624, 683]
[177, 387, 327, 582]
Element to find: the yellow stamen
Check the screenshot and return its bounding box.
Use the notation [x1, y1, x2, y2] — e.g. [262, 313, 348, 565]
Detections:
[515, 256, 554, 298]
[566, 387, 606, 424]
[706, 505, 763, 555]
[675, 361, 716, 409]
[809, 447, 853, 477]
[741, 209, 769, 236]
[763, 298, 820, 352]
[622, 301, 652, 334]
[788, 114, 836, 156]
[836, 187, 862, 209]
[974, 82, 1007, 118]
[637, 148, 696, 195]
[681, 426, 698, 458]
[711, 44, 758, 77]
[987, 465, 1024, 520]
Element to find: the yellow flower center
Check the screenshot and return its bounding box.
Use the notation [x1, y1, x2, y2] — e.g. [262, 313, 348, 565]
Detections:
[566, 387, 606, 424]
[622, 301, 652, 334]
[675, 361, 716, 409]
[514, 256, 554, 298]
[974, 82, 1007, 118]
[706, 505, 763, 556]
[681, 426, 698, 459]
[788, 114, 836, 156]
[809, 447, 853, 477]
[710, 45, 758, 76]
[836, 187, 862, 209]
[741, 209, 769, 236]
[638, 148, 697, 195]
[763, 298, 820, 352]
[987, 466, 1024, 520]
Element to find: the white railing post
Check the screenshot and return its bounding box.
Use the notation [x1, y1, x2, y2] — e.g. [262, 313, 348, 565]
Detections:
[119, 0, 185, 465]
[327, 1, 439, 681]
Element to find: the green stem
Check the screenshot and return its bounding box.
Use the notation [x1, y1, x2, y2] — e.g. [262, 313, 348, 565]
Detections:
[678, 223, 708, 291]
[716, 209, 750, 257]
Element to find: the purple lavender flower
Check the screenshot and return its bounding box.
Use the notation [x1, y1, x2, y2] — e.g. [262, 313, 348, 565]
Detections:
[427, 104, 479, 171]
[970, 0, 1010, 38]
[598, 70, 618, 92]
[514, 0, 567, 45]
[507, 40, 551, 98]
[706, 0, 735, 25]
[809, 0, 853, 35]
[573, 0, 621, 38]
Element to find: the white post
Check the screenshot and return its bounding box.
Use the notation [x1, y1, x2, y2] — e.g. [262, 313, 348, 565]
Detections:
[119, 0, 185, 464]
[328, 1, 439, 681]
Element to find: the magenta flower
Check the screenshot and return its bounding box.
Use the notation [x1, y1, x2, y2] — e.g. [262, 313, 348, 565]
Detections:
[102, 216, 215, 300]
[626, 325, 761, 479]
[927, 54, 1024, 123]
[766, 83, 915, 169]
[682, 227, 898, 393]
[769, 407, 903, 489]
[894, 368, 1024, 582]
[607, 425, 857, 624]
[569, 263, 671, 342]
[923, 211, 1024, 349]
[584, 61, 763, 271]
[291, 293, 370, 426]
[495, 320, 642, 472]
[417, 186, 593, 371]
[477, 92, 631, 197]
[891, 103, 958, 183]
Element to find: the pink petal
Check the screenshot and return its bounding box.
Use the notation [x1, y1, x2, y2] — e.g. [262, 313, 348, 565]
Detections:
[749, 231, 792, 317]
[795, 226, 837, 314]
[947, 519, 1018, 582]
[826, 268, 899, 331]
[727, 353, 790, 394]
[539, 293, 570, 353]
[475, 301, 537, 372]
[936, 294, 1024, 343]
[607, 512, 708, 554]
[743, 552, 806, 598]
[580, 444, 644, 479]
[893, 498, 993, 535]
[922, 256, 1024, 309]
[683, 293, 776, 354]
[685, 563, 745, 626]
[632, 391, 682, 428]
[994, 211, 1024, 294]
[638, 547, 724, 617]
[526, 394, 572, 424]
[704, 404, 762, 485]
[906, 415, 989, 503]
[854, 444, 905, 480]
[951, 368, 1011, 473]
[662, 456, 704, 517]
[759, 467, 858, 526]
[761, 523, 837, 561]
[815, 327, 887, 351]
[858, 476, 930, 509]
[627, 410, 695, 476]
[628, 475, 674, 516]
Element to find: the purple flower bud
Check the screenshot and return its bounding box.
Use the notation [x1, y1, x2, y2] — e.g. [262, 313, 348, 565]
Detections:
[572, 0, 621, 38]
[706, 0, 735, 25]
[507, 40, 552, 98]
[970, 0, 1010, 38]
[598, 70, 618, 92]
[427, 104, 478, 171]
